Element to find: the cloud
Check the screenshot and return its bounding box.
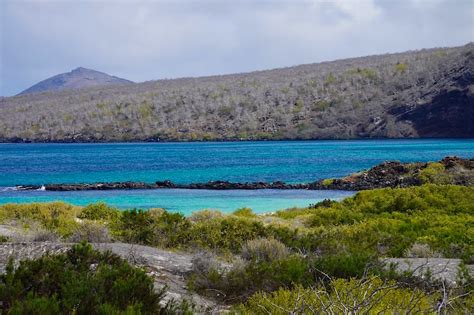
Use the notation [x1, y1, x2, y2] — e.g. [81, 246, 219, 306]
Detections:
[1, 0, 473, 96]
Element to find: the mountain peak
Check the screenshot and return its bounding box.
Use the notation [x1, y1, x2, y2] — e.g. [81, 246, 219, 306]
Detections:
[72, 66, 88, 72]
[18, 67, 133, 95]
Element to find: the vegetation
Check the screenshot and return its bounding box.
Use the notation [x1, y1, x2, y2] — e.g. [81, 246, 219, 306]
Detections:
[234, 277, 441, 314]
[0, 242, 186, 314]
[0, 184, 473, 312]
[1, 185, 472, 260]
[418, 162, 453, 184]
[1, 44, 472, 142]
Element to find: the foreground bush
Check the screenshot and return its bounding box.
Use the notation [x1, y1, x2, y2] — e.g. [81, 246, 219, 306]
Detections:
[234, 277, 440, 314]
[0, 243, 172, 314]
[190, 253, 310, 302]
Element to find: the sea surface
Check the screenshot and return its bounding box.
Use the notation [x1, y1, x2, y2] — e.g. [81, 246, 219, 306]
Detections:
[0, 139, 473, 214]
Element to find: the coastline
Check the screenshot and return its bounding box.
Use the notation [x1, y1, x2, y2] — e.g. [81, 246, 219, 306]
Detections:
[13, 156, 474, 192]
[1, 137, 474, 144]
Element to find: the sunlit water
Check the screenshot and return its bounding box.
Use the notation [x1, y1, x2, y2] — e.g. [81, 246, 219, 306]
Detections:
[0, 139, 472, 213]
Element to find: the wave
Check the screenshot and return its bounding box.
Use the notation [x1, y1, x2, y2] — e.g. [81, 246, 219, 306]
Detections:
[37, 185, 46, 191]
[0, 186, 17, 192]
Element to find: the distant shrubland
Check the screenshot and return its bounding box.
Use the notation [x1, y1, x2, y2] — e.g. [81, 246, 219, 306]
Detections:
[1, 44, 472, 142]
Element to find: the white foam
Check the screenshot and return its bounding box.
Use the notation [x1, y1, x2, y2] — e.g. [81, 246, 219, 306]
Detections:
[0, 186, 17, 192]
[37, 185, 46, 191]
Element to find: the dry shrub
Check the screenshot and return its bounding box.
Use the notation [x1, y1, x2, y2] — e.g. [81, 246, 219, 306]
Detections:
[31, 229, 61, 242]
[241, 238, 290, 263]
[191, 251, 222, 274]
[404, 242, 443, 258]
[189, 210, 223, 223]
[69, 221, 111, 243]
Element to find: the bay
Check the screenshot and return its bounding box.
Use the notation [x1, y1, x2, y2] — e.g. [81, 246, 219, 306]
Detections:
[0, 139, 472, 213]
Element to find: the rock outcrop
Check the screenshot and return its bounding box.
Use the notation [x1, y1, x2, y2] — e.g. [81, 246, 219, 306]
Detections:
[312, 156, 474, 190]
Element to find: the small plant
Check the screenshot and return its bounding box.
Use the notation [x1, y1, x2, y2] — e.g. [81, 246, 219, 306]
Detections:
[78, 202, 119, 221]
[189, 209, 223, 222]
[232, 208, 256, 218]
[312, 252, 375, 279]
[321, 178, 334, 187]
[68, 221, 111, 243]
[31, 229, 60, 242]
[418, 162, 452, 184]
[241, 238, 290, 263]
[404, 242, 443, 258]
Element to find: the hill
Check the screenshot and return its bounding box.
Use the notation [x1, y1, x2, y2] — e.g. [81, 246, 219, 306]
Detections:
[0, 44, 472, 142]
[18, 67, 133, 95]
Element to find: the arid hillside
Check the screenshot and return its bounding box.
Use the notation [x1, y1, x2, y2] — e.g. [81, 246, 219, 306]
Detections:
[1, 43, 472, 142]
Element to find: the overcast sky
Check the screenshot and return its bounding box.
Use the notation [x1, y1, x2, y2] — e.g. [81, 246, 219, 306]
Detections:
[1, 0, 473, 96]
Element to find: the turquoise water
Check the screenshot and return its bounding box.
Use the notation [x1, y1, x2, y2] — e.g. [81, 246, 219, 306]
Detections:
[0, 188, 354, 214]
[0, 139, 472, 213]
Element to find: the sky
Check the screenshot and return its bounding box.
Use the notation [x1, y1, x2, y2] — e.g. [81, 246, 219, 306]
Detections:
[1, 0, 473, 96]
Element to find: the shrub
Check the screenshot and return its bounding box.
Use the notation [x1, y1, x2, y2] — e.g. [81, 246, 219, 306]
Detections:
[312, 252, 376, 279]
[232, 208, 256, 218]
[241, 238, 290, 263]
[115, 208, 191, 247]
[321, 178, 334, 187]
[68, 221, 111, 243]
[0, 242, 172, 314]
[31, 229, 61, 242]
[0, 202, 79, 236]
[404, 242, 443, 258]
[418, 162, 452, 184]
[235, 277, 437, 314]
[189, 209, 223, 222]
[191, 254, 310, 301]
[78, 202, 119, 221]
[191, 251, 224, 275]
[309, 198, 336, 208]
[188, 217, 268, 252]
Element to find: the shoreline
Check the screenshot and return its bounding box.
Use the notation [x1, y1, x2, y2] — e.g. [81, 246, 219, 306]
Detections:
[1, 137, 474, 144]
[15, 180, 325, 192]
[12, 156, 474, 192]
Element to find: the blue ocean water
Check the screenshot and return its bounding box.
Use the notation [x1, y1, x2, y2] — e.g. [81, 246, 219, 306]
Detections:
[0, 139, 472, 213]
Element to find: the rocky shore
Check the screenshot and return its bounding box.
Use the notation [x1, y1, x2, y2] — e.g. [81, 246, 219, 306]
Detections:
[15, 156, 473, 192]
[316, 156, 473, 190]
[16, 180, 311, 191]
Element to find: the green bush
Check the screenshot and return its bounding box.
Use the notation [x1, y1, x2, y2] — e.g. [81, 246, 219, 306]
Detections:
[78, 202, 119, 221]
[312, 252, 376, 279]
[187, 217, 268, 252]
[235, 277, 438, 314]
[191, 254, 310, 301]
[114, 208, 191, 247]
[232, 207, 256, 218]
[0, 202, 79, 237]
[418, 162, 452, 184]
[0, 243, 169, 314]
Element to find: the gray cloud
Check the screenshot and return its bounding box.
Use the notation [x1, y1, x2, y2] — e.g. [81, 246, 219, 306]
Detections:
[1, 0, 473, 96]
